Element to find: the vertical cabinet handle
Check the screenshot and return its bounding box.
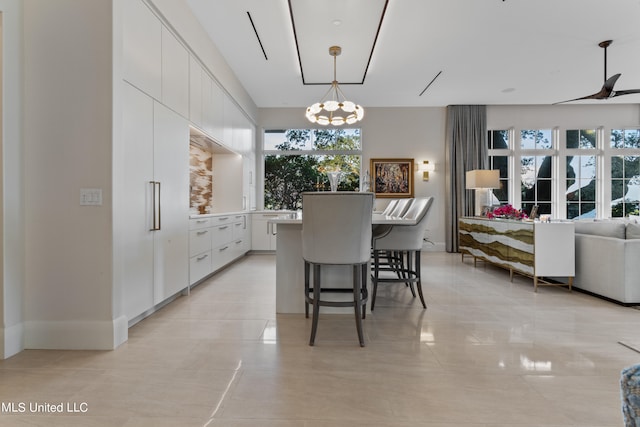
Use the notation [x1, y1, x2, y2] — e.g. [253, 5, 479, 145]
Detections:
[149, 181, 161, 231]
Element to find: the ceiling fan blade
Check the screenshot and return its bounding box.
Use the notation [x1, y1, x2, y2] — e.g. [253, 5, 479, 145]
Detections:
[553, 73, 621, 104]
[603, 73, 621, 91]
[553, 92, 604, 105]
[611, 88, 640, 97]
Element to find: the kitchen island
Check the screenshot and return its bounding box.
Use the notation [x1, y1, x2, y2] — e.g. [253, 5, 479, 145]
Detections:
[270, 214, 418, 313]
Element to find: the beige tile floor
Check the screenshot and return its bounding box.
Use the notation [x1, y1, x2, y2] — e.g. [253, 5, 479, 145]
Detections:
[1, 252, 639, 426]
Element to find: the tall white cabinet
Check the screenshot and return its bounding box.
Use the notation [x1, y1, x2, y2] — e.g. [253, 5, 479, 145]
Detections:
[119, 0, 256, 322]
[121, 82, 189, 321]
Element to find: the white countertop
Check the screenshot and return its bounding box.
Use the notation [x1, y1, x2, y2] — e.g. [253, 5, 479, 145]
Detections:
[270, 213, 417, 226]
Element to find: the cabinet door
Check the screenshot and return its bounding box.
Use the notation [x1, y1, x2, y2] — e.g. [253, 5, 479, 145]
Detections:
[243, 155, 255, 211]
[161, 26, 189, 118]
[201, 74, 214, 137]
[153, 102, 190, 302]
[121, 82, 155, 320]
[211, 81, 225, 143]
[122, 0, 161, 100]
[251, 215, 278, 250]
[189, 56, 203, 127]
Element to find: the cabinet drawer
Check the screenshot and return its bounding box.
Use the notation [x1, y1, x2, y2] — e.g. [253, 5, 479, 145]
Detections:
[211, 215, 233, 226]
[211, 224, 233, 248]
[189, 250, 212, 285]
[232, 220, 246, 240]
[211, 244, 233, 272]
[189, 228, 212, 256]
[190, 217, 211, 230]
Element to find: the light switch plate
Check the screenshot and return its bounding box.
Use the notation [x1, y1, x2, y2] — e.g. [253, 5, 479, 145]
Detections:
[80, 188, 102, 206]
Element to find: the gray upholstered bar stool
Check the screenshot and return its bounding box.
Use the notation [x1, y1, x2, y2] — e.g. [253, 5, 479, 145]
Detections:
[388, 197, 413, 217]
[371, 197, 434, 310]
[302, 192, 374, 347]
[380, 199, 398, 215]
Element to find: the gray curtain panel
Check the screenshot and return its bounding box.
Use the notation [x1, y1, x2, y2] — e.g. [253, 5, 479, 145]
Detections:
[445, 105, 487, 252]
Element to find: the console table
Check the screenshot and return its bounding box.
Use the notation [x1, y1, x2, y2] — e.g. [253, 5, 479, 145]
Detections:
[459, 217, 575, 292]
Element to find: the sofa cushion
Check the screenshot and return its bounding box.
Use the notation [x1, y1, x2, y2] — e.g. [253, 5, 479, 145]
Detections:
[574, 220, 627, 239]
[627, 222, 640, 240]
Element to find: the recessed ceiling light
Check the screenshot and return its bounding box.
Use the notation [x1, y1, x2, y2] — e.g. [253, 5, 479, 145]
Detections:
[332, 19, 342, 26]
[502, 87, 516, 93]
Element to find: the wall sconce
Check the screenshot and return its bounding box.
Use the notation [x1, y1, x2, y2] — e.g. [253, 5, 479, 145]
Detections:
[417, 161, 435, 181]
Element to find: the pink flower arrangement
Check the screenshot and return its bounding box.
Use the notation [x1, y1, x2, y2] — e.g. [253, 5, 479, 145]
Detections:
[486, 204, 528, 220]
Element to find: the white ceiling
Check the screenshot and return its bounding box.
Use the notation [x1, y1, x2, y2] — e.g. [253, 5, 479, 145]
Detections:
[185, 0, 640, 108]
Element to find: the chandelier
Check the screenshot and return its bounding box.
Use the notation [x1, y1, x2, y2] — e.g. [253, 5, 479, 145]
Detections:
[305, 46, 364, 126]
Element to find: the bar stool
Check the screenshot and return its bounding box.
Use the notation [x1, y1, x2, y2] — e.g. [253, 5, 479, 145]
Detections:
[302, 192, 374, 346]
[371, 197, 434, 310]
[380, 199, 398, 215]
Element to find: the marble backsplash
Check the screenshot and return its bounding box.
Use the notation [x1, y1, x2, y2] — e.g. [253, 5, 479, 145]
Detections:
[190, 143, 213, 214]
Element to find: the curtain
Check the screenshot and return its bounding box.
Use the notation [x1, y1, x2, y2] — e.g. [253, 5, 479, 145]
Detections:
[445, 105, 487, 252]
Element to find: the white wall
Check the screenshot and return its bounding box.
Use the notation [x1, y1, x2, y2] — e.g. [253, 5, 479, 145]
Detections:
[0, 0, 25, 358]
[487, 104, 640, 129]
[258, 107, 448, 250]
[22, 0, 122, 350]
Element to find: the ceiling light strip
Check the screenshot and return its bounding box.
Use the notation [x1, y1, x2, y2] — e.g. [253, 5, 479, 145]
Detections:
[419, 71, 443, 97]
[359, 0, 389, 85]
[246, 11, 268, 60]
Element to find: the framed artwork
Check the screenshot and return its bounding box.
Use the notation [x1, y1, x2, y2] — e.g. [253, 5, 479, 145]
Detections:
[370, 158, 414, 198]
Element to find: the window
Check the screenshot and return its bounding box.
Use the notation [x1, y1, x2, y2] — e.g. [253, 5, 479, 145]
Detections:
[610, 129, 640, 217]
[520, 130, 554, 215]
[263, 129, 361, 210]
[565, 129, 597, 219]
[487, 130, 510, 205]
[488, 126, 640, 220]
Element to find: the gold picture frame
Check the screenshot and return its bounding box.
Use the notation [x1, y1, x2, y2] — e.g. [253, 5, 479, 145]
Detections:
[370, 158, 414, 198]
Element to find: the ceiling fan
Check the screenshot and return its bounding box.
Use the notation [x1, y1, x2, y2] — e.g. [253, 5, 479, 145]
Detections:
[554, 40, 640, 105]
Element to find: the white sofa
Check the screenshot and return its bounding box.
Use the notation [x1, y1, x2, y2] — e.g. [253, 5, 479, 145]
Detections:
[570, 220, 640, 305]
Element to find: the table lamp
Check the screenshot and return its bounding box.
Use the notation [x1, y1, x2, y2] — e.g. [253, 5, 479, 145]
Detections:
[466, 169, 500, 216]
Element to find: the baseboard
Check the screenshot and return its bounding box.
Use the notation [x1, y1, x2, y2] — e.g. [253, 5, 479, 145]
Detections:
[1, 322, 25, 359]
[24, 316, 129, 350]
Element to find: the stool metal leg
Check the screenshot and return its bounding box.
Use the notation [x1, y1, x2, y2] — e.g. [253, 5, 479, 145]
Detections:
[353, 265, 365, 347]
[304, 261, 310, 318]
[309, 264, 321, 346]
[415, 250, 426, 309]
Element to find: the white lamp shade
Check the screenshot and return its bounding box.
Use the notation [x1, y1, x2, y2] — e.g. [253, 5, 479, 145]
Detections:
[466, 169, 500, 189]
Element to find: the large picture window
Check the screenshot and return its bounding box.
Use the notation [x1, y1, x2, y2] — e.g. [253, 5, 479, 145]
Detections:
[488, 126, 640, 219]
[263, 129, 361, 210]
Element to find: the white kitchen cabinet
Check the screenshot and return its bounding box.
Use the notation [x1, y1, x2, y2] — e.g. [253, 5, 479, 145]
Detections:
[189, 213, 251, 285]
[161, 26, 189, 118]
[251, 213, 282, 250]
[223, 95, 236, 149]
[189, 56, 203, 127]
[120, 82, 189, 321]
[189, 218, 212, 285]
[243, 155, 256, 211]
[122, 0, 161, 100]
[152, 101, 190, 303]
[202, 74, 225, 143]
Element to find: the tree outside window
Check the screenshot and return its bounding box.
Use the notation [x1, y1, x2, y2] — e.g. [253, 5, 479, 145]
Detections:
[264, 129, 361, 210]
[610, 129, 640, 217]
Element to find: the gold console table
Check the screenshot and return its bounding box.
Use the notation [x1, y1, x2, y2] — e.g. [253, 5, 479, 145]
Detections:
[459, 217, 575, 292]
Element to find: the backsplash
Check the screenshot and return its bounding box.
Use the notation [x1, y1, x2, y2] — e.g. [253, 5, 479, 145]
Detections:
[189, 143, 213, 214]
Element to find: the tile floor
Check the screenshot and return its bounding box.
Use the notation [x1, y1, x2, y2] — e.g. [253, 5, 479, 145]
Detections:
[1, 252, 639, 426]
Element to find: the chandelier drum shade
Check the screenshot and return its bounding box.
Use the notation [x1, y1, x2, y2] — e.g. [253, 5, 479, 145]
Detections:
[305, 46, 364, 126]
